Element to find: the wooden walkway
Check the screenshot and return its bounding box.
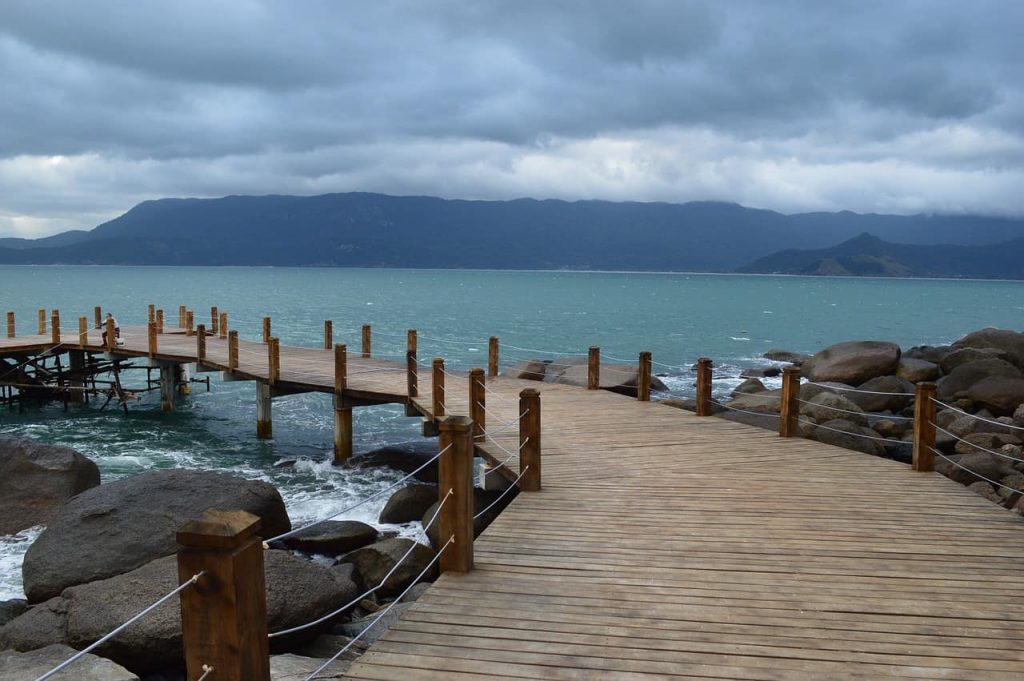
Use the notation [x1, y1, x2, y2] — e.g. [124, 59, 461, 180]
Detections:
[3, 326, 1024, 679]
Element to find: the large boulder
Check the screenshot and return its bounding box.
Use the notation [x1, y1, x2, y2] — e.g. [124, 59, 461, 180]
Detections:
[731, 378, 766, 395]
[549, 363, 668, 397]
[803, 419, 886, 456]
[940, 347, 1011, 375]
[421, 487, 515, 549]
[340, 538, 435, 598]
[0, 436, 100, 535]
[802, 392, 868, 426]
[953, 432, 1023, 457]
[22, 469, 290, 603]
[0, 550, 356, 674]
[846, 376, 915, 413]
[967, 377, 1024, 416]
[379, 484, 439, 524]
[896, 358, 940, 383]
[503, 359, 549, 381]
[342, 441, 438, 483]
[953, 328, 1024, 370]
[904, 345, 951, 364]
[724, 389, 780, 414]
[763, 349, 809, 365]
[0, 644, 138, 681]
[280, 521, 378, 556]
[937, 359, 1022, 403]
[0, 600, 27, 627]
[942, 452, 1015, 487]
[805, 341, 900, 385]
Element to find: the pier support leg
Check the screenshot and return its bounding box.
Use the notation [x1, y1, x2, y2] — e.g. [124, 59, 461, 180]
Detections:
[334, 406, 353, 463]
[68, 350, 85, 404]
[256, 382, 273, 439]
[160, 364, 176, 412]
[177, 364, 192, 395]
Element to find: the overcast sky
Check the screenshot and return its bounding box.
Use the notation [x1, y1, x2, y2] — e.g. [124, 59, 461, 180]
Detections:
[1, 1, 1022, 238]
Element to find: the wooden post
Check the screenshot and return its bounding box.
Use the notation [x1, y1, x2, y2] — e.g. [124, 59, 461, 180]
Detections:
[488, 336, 499, 378]
[637, 351, 652, 402]
[268, 337, 280, 386]
[228, 331, 239, 371]
[256, 382, 272, 439]
[469, 368, 485, 442]
[210, 307, 218, 336]
[147, 304, 155, 324]
[78, 317, 87, 348]
[148, 321, 158, 358]
[219, 312, 227, 339]
[178, 305, 186, 329]
[779, 366, 801, 437]
[361, 324, 371, 358]
[262, 317, 271, 343]
[37, 309, 46, 335]
[156, 309, 164, 334]
[334, 344, 351, 463]
[406, 330, 418, 416]
[177, 509, 270, 681]
[696, 357, 713, 416]
[196, 324, 207, 363]
[438, 416, 474, 573]
[105, 317, 116, 351]
[50, 310, 60, 345]
[913, 382, 937, 472]
[323, 320, 333, 350]
[186, 311, 194, 337]
[588, 347, 600, 390]
[94, 306, 103, 330]
[520, 388, 542, 491]
[432, 358, 445, 418]
[5, 311, 13, 338]
[160, 364, 176, 411]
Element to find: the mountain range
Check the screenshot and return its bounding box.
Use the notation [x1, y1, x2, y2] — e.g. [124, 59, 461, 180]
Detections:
[1, 192, 1022, 277]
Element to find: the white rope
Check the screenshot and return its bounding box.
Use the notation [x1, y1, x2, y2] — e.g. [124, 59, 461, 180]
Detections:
[483, 437, 528, 478]
[931, 397, 1024, 434]
[195, 664, 215, 681]
[932, 424, 1024, 464]
[265, 445, 450, 544]
[650, 358, 691, 372]
[475, 378, 516, 404]
[302, 538, 454, 681]
[269, 491, 452, 639]
[931, 448, 1024, 495]
[794, 397, 913, 421]
[797, 417, 900, 444]
[803, 380, 914, 397]
[474, 466, 528, 520]
[475, 401, 518, 428]
[485, 409, 530, 436]
[35, 572, 204, 681]
[480, 426, 528, 460]
[710, 399, 779, 419]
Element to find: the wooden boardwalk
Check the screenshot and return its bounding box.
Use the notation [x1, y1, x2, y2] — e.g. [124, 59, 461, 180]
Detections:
[3, 325, 1024, 679]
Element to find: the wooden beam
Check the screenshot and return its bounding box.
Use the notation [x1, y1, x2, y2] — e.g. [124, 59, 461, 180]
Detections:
[324, 320, 333, 350]
[186, 310, 194, 337]
[588, 347, 600, 390]
[362, 324, 371, 358]
[210, 306, 219, 336]
[696, 357, 713, 416]
[5, 311, 13, 338]
[228, 330, 239, 371]
[779, 366, 801, 437]
[147, 304, 155, 324]
[94, 305, 103, 330]
[156, 309, 164, 334]
[488, 336, 499, 378]
[268, 337, 280, 386]
[432, 358, 445, 418]
[196, 324, 207, 363]
[256, 382, 272, 439]
[913, 381, 937, 472]
[470, 367, 485, 442]
[78, 316, 87, 348]
[262, 316, 271, 343]
[637, 351, 651, 402]
[50, 310, 60, 345]
[406, 329, 418, 416]
[37, 309, 46, 336]
[219, 312, 227, 339]
[438, 415, 474, 574]
[148, 321, 158, 358]
[520, 388, 541, 492]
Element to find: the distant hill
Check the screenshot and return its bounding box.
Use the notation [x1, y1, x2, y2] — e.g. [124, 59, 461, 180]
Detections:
[0, 230, 90, 250]
[2, 192, 1023, 273]
[739, 232, 1024, 279]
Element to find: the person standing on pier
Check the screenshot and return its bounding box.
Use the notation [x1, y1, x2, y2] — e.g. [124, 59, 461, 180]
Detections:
[102, 312, 120, 345]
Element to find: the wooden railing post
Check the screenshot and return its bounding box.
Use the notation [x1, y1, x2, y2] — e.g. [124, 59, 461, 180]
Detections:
[94, 306, 103, 330]
[323, 320, 333, 350]
[228, 331, 239, 371]
[696, 357, 713, 416]
[588, 347, 600, 390]
[913, 382, 937, 472]
[638, 351, 652, 402]
[520, 388, 542, 491]
[219, 312, 227, 339]
[148, 321, 158, 358]
[178, 305, 186, 329]
[361, 324, 371, 358]
[210, 307, 218, 336]
[406, 329, 418, 416]
[262, 317, 271, 343]
[334, 344, 352, 463]
[488, 337, 499, 378]
[105, 317, 116, 351]
[196, 324, 207, 363]
[37, 309, 46, 336]
[50, 310, 61, 344]
[186, 311, 195, 337]
[78, 317, 87, 348]
[268, 337, 280, 386]
[147, 304, 155, 324]
[438, 416, 474, 573]
[156, 309, 164, 335]
[5, 311, 13, 338]
[177, 509, 270, 681]
[779, 366, 801, 437]
[469, 368, 485, 442]
[432, 358, 445, 418]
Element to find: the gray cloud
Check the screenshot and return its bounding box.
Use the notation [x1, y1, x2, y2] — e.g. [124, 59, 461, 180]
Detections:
[1, 0, 1022, 237]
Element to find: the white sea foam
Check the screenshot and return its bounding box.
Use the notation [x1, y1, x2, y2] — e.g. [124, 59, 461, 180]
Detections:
[0, 526, 44, 600]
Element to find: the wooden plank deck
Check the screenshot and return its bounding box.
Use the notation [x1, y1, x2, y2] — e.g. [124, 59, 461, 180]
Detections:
[3, 326, 1023, 679]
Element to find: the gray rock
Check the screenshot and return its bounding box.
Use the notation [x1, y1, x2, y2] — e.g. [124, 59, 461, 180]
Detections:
[799, 381, 855, 402]
[763, 349, 809, 364]
[725, 388, 781, 413]
[904, 345, 951, 364]
[966, 377, 1024, 416]
[936, 359, 1022, 402]
[659, 397, 696, 411]
[846, 376, 915, 413]
[1014, 403, 1024, 427]
[341, 539, 435, 597]
[379, 484, 439, 524]
[399, 582, 432, 603]
[740, 367, 781, 379]
[0, 643, 138, 681]
[944, 452, 1015, 487]
[872, 420, 907, 439]
[503, 359, 549, 381]
[281, 521, 378, 556]
[550, 363, 668, 397]
[803, 392, 868, 426]
[952, 327, 1024, 370]
[731, 378, 767, 395]
[22, 469, 290, 603]
[0, 600, 27, 627]
[294, 633, 368, 661]
[805, 419, 886, 456]
[967, 481, 1002, 503]
[953, 432, 1023, 457]
[896, 357, 940, 383]
[336, 602, 414, 645]
[806, 341, 901, 385]
[271, 653, 350, 680]
[343, 441, 439, 483]
[0, 436, 100, 535]
[939, 347, 1011, 375]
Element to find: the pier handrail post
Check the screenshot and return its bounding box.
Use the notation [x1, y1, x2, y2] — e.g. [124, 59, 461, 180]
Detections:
[50, 310, 61, 345]
[5, 311, 13, 338]
[469, 368, 485, 442]
[78, 317, 87, 348]
[38, 309, 46, 336]
[178, 305, 186, 329]
[696, 357, 713, 416]
[488, 337, 499, 378]
[105, 317, 116, 351]
[210, 307, 218, 336]
[323, 320, 333, 350]
[186, 311, 195, 337]
[228, 331, 239, 371]
[268, 337, 280, 386]
[219, 312, 227, 339]
[147, 304, 155, 324]
[94, 306, 103, 330]
[196, 324, 207, 363]
[438, 416, 474, 573]
[156, 309, 164, 335]
[148, 321, 158, 358]
[334, 344, 351, 463]
[638, 351, 652, 401]
[406, 329, 418, 415]
[520, 388, 542, 491]
[913, 382, 937, 472]
[588, 347, 600, 390]
[361, 324, 371, 358]
[262, 317, 271, 344]
[177, 509, 270, 681]
[432, 358, 445, 418]
[779, 367, 801, 437]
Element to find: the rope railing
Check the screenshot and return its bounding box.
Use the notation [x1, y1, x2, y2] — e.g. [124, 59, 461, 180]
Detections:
[302, 537, 455, 681]
[475, 378, 516, 404]
[794, 397, 914, 421]
[475, 401, 519, 428]
[475, 466, 529, 520]
[932, 424, 1024, 464]
[483, 437, 529, 479]
[710, 398, 781, 420]
[35, 572, 204, 681]
[931, 397, 1024, 433]
[803, 380, 915, 397]
[797, 417, 901, 444]
[195, 664, 215, 681]
[268, 491, 453, 640]
[930, 447, 1024, 495]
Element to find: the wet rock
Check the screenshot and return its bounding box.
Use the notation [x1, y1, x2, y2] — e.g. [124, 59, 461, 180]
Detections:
[22, 469, 290, 603]
[281, 521, 378, 556]
[805, 341, 900, 385]
[379, 484, 439, 524]
[732, 378, 767, 395]
[340, 539, 435, 598]
[896, 357, 940, 383]
[952, 327, 1024, 370]
[805, 418, 886, 456]
[0, 643, 138, 681]
[936, 359, 1022, 403]
[803, 392, 868, 426]
[0, 436, 100, 535]
[763, 349, 809, 364]
[846, 376, 915, 413]
[343, 441, 439, 483]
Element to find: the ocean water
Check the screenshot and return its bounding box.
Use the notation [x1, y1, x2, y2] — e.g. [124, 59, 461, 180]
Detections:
[1, 266, 1022, 599]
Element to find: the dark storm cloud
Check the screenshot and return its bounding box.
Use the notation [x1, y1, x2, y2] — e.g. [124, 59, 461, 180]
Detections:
[1, 1, 1022, 236]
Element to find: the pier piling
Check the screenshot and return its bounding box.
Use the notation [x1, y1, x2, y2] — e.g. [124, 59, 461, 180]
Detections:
[913, 382, 937, 472]
[780, 367, 801, 437]
[438, 416, 474, 573]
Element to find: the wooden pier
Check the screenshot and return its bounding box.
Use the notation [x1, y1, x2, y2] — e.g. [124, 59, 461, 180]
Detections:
[2, 309, 1023, 680]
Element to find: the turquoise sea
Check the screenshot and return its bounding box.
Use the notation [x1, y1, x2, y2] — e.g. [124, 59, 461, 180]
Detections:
[2, 265, 1023, 598]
